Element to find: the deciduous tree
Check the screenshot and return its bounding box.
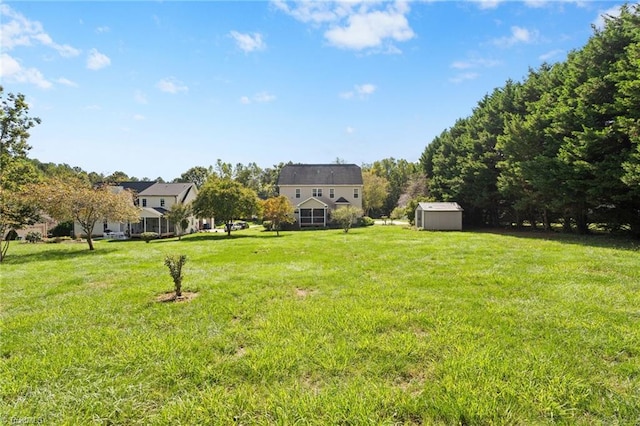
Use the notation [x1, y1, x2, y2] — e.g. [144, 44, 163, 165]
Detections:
[192, 178, 259, 237]
[261, 195, 295, 236]
[362, 171, 389, 217]
[32, 178, 140, 251]
[0, 87, 42, 262]
[165, 202, 192, 240]
[331, 206, 363, 233]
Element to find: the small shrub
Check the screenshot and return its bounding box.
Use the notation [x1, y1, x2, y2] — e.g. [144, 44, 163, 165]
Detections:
[358, 216, 375, 227]
[263, 220, 273, 231]
[164, 254, 187, 298]
[50, 221, 73, 237]
[140, 232, 159, 243]
[25, 232, 42, 243]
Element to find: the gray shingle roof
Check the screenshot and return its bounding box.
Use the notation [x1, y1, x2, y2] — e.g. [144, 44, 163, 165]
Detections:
[277, 164, 363, 186]
[114, 181, 156, 193]
[138, 183, 195, 197]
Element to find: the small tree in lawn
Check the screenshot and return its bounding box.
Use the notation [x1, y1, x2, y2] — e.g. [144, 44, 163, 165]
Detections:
[164, 254, 187, 298]
[261, 195, 295, 236]
[332, 206, 363, 233]
[390, 206, 406, 224]
[165, 202, 192, 240]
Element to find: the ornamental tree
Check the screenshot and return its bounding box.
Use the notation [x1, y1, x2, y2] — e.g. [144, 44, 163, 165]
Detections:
[165, 202, 192, 240]
[331, 206, 363, 233]
[32, 178, 140, 251]
[261, 195, 295, 236]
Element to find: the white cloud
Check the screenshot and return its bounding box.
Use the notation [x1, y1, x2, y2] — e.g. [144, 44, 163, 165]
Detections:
[254, 91, 276, 103]
[96, 26, 110, 34]
[56, 77, 78, 87]
[157, 77, 189, 94]
[229, 31, 266, 53]
[339, 91, 354, 100]
[473, 0, 504, 10]
[449, 72, 480, 84]
[492, 26, 539, 47]
[451, 58, 501, 69]
[240, 91, 276, 104]
[539, 49, 564, 62]
[134, 90, 148, 104]
[325, 6, 414, 51]
[593, 5, 623, 30]
[87, 48, 111, 70]
[0, 53, 52, 89]
[523, 0, 549, 8]
[0, 5, 80, 57]
[274, 1, 415, 53]
[133, 114, 145, 121]
[356, 84, 376, 96]
[346, 126, 355, 134]
[85, 104, 101, 110]
[341, 83, 377, 100]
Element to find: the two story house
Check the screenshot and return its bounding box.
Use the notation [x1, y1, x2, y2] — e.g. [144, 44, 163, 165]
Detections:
[277, 164, 363, 227]
[74, 181, 199, 238]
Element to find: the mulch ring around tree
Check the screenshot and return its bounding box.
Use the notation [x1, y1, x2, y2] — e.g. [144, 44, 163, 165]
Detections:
[155, 292, 198, 303]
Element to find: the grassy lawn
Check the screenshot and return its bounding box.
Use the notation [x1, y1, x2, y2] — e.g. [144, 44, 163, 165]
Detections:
[1, 226, 639, 425]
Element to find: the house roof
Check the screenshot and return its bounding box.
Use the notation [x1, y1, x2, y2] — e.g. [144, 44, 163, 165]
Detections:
[277, 164, 363, 186]
[140, 207, 167, 218]
[138, 183, 196, 198]
[417, 202, 463, 212]
[334, 197, 350, 203]
[296, 197, 329, 208]
[113, 181, 156, 193]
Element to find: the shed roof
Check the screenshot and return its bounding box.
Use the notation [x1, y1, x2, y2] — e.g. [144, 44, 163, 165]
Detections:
[417, 202, 463, 212]
[277, 164, 363, 186]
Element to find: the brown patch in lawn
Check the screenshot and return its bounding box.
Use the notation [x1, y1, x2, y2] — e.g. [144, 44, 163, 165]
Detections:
[295, 287, 316, 298]
[235, 346, 247, 358]
[155, 291, 198, 303]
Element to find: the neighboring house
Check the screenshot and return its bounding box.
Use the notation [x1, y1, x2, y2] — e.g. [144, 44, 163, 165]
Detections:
[74, 181, 200, 238]
[15, 215, 58, 239]
[415, 202, 463, 231]
[277, 164, 363, 227]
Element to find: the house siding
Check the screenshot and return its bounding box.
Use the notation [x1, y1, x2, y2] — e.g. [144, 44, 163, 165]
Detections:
[74, 182, 199, 237]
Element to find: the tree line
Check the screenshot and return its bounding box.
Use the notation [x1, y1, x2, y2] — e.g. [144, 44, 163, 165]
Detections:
[419, 4, 640, 235]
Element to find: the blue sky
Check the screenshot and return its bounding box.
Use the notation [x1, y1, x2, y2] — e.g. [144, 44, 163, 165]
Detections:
[1, 1, 630, 181]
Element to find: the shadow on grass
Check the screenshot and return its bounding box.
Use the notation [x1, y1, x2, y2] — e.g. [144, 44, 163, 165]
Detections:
[4, 245, 119, 265]
[470, 227, 639, 252]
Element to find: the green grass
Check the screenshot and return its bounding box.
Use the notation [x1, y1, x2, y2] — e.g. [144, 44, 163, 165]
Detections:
[1, 226, 639, 425]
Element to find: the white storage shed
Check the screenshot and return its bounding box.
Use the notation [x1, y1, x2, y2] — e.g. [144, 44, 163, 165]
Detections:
[415, 202, 463, 231]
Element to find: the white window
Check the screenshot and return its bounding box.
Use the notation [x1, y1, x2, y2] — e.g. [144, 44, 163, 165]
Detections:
[160, 198, 165, 207]
[353, 188, 359, 199]
[329, 188, 335, 198]
[295, 189, 301, 198]
[142, 198, 147, 207]
[313, 188, 323, 197]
